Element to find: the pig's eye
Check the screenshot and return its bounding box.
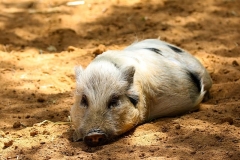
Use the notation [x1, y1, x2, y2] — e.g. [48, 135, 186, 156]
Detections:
[108, 95, 120, 109]
[81, 94, 88, 107]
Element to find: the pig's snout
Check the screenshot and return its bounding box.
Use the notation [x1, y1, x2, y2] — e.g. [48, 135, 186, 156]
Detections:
[84, 129, 107, 147]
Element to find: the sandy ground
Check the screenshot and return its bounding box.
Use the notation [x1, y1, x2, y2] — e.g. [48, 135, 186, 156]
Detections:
[0, 0, 240, 159]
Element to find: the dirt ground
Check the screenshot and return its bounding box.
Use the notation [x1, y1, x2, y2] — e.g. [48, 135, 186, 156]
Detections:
[0, 0, 240, 159]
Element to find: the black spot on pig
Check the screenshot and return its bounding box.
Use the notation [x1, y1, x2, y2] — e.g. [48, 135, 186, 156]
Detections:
[187, 71, 201, 92]
[167, 45, 183, 54]
[145, 48, 162, 56]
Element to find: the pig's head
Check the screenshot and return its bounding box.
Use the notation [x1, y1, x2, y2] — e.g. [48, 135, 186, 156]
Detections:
[70, 61, 141, 147]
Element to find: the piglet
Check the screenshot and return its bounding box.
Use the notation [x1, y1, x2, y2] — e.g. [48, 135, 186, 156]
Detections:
[70, 39, 212, 147]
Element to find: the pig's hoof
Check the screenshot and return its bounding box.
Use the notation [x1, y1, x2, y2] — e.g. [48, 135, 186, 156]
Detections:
[84, 130, 107, 147]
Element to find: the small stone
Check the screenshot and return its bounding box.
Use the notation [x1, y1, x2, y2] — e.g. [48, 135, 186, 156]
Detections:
[37, 98, 45, 103]
[175, 124, 181, 129]
[13, 122, 21, 128]
[222, 69, 230, 74]
[67, 46, 76, 52]
[232, 60, 239, 67]
[139, 153, 145, 157]
[25, 115, 31, 119]
[0, 131, 5, 138]
[232, 139, 238, 143]
[40, 142, 46, 145]
[215, 135, 224, 142]
[92, 44, 106, 57]
[42, 130, 50, 135]
[30, 130, 38, 137]
[3, 140, 13, 148]
[47, 45, 57, 52]
[221, 117, 233, 125]
[161, 126, 168, 132]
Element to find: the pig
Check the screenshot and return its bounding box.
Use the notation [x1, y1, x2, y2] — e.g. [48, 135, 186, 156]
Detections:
[70, 39, 212, 147]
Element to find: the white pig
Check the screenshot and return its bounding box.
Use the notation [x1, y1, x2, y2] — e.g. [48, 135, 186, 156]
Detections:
[70, 39, 212, 146]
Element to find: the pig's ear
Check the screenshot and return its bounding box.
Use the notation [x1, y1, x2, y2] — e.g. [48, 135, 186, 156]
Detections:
[122, 66, 135, 84]
[72, 130, 83, 142]
[75, 66, 84, 83]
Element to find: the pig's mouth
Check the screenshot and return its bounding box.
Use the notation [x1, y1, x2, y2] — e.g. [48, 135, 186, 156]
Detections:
[83, 129, 108, 147]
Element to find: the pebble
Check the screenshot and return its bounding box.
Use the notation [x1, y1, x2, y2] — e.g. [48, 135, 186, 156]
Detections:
[67, 46, 76, 52]
[13, 121, 21, 128]
[4, 140, 13, 148]
[161, 126, 168, 133]
[47, 45, 57, 52]
[30, 130, 38, 137]
[42, 130, 50, 135]
[37, 97, 45, 103]
[40, 142, 46, 145]
[175, 124, 181, 129]
[232, 60, 239, 67]
[92, 44, 106, 57]
[221, 117, 233, 125]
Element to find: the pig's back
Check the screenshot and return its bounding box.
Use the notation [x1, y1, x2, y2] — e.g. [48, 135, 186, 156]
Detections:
[125, 39, 212, 90]
[94, 39, 212, 120]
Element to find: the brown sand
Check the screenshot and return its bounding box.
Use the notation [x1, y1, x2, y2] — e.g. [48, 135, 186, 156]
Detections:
[0, 0, 240, 159]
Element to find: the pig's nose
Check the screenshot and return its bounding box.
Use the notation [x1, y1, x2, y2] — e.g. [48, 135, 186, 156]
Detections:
[84, 130, 107, 147]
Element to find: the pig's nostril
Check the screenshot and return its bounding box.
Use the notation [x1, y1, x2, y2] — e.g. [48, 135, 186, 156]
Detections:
[84, 132, 107, 147]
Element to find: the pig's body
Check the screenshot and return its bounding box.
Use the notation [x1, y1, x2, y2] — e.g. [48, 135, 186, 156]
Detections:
[70, 39, 212, 147]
